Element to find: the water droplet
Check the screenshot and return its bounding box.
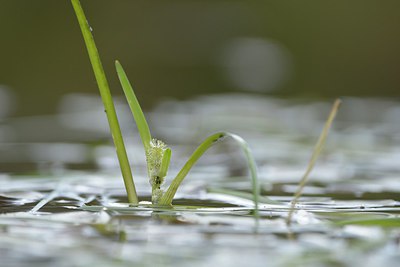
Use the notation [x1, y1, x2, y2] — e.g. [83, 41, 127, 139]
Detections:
[86, 20, 93, 32]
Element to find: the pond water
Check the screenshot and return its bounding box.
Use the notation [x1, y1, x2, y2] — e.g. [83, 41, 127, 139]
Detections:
[1, 94, 400, 267]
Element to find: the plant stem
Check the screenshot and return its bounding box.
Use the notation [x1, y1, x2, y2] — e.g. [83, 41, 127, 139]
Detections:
[71, 0, 138, 204]
[286, 99, 341, 225]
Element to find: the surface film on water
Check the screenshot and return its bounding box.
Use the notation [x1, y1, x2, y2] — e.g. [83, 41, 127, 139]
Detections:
[1, 95, 400, 267]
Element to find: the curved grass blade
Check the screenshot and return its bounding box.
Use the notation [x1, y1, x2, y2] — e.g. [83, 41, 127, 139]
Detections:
[115, 60, 152, 151]
[286, 99, 341, 225]
[158, 132, 260, 222]
[71, 0, 138, 204]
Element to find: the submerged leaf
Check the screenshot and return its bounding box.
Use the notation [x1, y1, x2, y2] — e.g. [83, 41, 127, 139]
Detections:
[336, 217, 400, 227]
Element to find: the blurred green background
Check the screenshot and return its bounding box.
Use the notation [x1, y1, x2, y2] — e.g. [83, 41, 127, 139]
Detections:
[1, 0, 400, 117]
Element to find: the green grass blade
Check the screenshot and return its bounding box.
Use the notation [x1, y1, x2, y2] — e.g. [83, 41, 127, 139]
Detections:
[71, 0, 138, 204]
[286, 99, 341, 225]
[115, 60, 152, 151]
[229, 133, 260, 221]
[159, 148, 172, 178]
[158, 132, 260, 222]
[158, 132, 225, 206]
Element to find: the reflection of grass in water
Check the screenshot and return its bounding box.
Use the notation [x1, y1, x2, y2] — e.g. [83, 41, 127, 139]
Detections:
[71, 0, 261, 222]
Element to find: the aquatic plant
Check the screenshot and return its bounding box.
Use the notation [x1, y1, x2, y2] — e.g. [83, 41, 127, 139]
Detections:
[71, 0, 138, 204]
[71, 1, 342, 228]
[71, 0, 260, 217]
[287, 99, 341, 225]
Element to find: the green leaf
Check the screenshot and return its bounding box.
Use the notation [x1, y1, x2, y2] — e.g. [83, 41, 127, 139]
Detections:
[115, 60, 152, 151]
[159, 148, 172, 178]
[71, 0, 138, 204]
[158, 132, 261, 223]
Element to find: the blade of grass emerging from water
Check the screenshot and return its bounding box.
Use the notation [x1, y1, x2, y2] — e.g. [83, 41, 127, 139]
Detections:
[158, 132, 260, 222]
[286, 99, 341, 225]
[71, 0, 138, 204]
[115, 61, 152, 151]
